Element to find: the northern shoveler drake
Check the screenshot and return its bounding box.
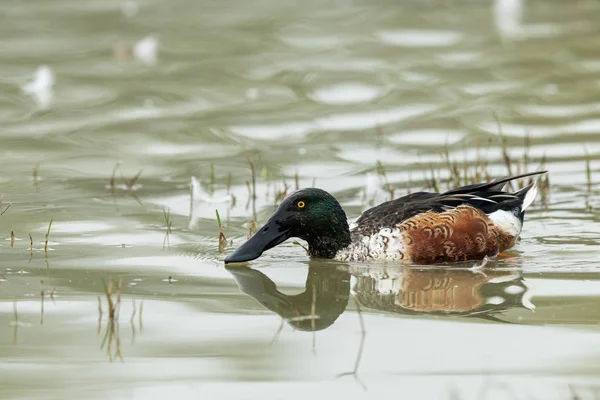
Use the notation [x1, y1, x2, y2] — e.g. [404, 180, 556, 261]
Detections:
[224, 170, 547, 265]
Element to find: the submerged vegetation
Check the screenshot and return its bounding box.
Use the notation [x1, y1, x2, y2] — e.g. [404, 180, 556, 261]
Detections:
[216, 209, 227, 253]
[44, 217, 53, 254]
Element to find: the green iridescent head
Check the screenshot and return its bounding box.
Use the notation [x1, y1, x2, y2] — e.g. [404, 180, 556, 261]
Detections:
[224, 188, 351, 263]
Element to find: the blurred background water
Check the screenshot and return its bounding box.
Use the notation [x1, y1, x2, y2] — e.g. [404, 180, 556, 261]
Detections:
[1, 0, 600, 399]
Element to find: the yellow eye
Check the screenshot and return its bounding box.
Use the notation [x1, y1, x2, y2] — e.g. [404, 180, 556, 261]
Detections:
[297, 201, 305, 209]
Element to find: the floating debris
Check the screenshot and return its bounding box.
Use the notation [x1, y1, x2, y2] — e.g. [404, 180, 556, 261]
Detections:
[494, 0, 560, 42]
[21, 65, 54, 109]
[133, 36, 159, 65]
[494, 0, 523, 41]
[114, 35, 159, 65]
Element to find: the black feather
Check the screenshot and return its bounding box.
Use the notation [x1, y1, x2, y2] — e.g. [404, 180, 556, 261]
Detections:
[442, 170, 546, 195]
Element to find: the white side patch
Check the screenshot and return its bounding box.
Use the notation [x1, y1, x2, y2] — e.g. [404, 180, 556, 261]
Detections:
[367, 228, 406, 261]
[522, 180, 538, 211]
[335, 228, 406, 262]
[488, 209, 522, 237]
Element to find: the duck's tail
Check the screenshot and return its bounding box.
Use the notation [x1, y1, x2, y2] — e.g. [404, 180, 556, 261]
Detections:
[483, 172, 545, 238]
[443, 170, 547, 195]
[515, 180, 539, 211]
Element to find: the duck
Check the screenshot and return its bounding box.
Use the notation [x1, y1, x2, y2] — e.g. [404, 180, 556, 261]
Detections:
[224, 170, 547, 265]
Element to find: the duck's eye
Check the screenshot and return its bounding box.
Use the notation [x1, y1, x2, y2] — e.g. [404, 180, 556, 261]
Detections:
[297, 200, 305, 209]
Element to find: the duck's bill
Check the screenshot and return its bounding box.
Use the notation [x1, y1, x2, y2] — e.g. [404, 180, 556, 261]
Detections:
[224, 220, 291, 264]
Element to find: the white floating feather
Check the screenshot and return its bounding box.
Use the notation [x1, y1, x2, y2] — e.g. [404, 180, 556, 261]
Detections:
[21, 65, 54, 109]
[133, 36, 159, 65]
[494, 0, 523, 40]
[188, 176, 233, 230]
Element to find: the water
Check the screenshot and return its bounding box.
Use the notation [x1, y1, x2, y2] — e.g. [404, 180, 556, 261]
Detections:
[1, 0, 600, 398]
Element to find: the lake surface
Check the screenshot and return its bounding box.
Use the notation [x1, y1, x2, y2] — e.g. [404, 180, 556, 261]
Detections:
[1, 0, 600, 398]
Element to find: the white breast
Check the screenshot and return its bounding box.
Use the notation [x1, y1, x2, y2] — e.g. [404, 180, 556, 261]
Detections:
[335, 227, 406, 262]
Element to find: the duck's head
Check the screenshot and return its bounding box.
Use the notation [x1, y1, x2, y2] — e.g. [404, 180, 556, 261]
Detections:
[224, 188, 351, 264]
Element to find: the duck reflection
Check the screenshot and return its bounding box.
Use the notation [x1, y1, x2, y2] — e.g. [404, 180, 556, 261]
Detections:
[226, 263, 351, 331]
[351, 266, 534, 319]
[226, 261, 534, 331]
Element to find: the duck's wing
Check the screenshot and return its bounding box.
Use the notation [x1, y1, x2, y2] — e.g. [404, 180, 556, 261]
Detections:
[352, 171, 545, 237]
[352, 192, 441, 236]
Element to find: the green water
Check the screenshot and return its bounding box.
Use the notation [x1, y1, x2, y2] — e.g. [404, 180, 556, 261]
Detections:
[1, 0, 600, 398]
